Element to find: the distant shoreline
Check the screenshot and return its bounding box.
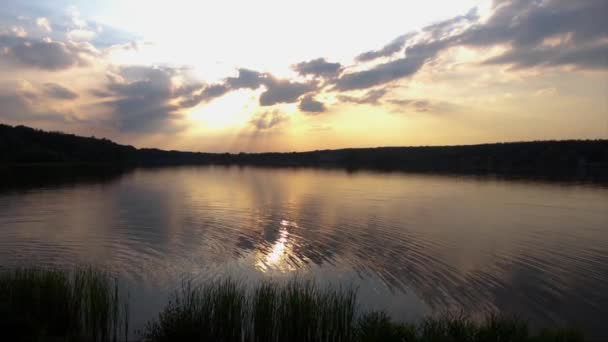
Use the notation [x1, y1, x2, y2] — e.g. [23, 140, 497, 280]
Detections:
[1, 123, 607, 180]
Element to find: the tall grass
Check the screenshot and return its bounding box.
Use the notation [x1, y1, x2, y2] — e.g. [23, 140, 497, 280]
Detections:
[0, 268, 128, 342]
[142, 279, 357, 342]
[142, 279, 585, 342]
[0, 268, 585, 342]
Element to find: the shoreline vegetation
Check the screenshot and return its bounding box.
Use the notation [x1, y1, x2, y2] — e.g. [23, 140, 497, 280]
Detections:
[1, 123, 607, 180]
[0, 268, 585, 342]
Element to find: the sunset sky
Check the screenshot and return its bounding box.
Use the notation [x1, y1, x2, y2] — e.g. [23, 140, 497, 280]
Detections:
[0, 0, 607, 152]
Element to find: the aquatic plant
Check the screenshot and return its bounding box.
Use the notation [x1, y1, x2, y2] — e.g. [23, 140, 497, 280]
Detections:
[142, 279, 584, 342]
[0, 267, 127, 342]
[0, 267, 585, 342]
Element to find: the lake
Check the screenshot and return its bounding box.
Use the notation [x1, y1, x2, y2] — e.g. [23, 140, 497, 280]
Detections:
[1, 166, 607, 337]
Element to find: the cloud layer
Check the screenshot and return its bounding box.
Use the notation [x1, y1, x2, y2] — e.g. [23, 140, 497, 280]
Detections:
[1, 0, 606, 138]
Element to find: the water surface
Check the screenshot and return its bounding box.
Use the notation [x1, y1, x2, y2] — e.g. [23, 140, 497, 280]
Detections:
[1, 166, 607, 336]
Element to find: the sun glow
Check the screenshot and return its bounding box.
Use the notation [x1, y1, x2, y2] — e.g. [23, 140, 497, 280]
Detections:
[255, 220, 299, 273]
[187, 90, 257, 129]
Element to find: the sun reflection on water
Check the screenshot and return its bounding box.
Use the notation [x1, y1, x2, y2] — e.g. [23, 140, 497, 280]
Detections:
[255, 220, 299, 273]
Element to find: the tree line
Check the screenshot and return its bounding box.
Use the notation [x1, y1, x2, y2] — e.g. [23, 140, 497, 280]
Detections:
[1, 123, 607, 178]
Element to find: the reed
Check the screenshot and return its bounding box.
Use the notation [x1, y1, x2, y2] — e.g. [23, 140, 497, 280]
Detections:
[0, 267, 127, 342]
[0, 268, 585, 341]
[142, 279, 584, 342]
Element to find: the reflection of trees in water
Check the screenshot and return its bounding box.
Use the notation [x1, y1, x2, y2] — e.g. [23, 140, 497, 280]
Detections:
[0, 165, 132, 192]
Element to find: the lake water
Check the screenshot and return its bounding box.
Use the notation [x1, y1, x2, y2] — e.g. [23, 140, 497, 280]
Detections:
[1, 166, 607, 337]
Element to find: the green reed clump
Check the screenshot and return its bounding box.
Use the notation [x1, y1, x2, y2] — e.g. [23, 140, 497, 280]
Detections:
[142, 279, 585, 342]
[0, 267, 127, 342]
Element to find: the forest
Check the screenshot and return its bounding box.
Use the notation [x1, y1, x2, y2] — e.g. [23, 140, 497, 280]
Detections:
[1, 123, 607, 178]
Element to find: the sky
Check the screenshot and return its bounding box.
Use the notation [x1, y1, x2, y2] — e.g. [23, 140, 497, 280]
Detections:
[0, 0, 607, 152]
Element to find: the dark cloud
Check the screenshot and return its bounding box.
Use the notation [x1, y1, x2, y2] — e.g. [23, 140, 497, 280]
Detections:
[482, 39, 608, 70]
[552, 44, 608, 69]
[249, 110, 289, 130]
[227, 69, 316, 107]
[173, 82, 204, 97]
[0, 35, 95, 70]
[177, 69, 266, 108]
[298, 95, 326, 114]
[42, 83, 78, 100]
[335, 40, 449, 91]
[7, 42, 81, 70]
[337, 88, 389, 105]
[336, 0, 608, 92]
[99, 66, 183, 133]
[459, 0, 608, 69]
[461, 0, 608, 48]
[198, 83, 229, 98]
[178, 68, 316, 108]
[259, 79, 315, 106]
[292, 58, 342, 78]
[356, 33, 417, 62]
[226, 68, 267, 89]
[179, 84, 230, 108]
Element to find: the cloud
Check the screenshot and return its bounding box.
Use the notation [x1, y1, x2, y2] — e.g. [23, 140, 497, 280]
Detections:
[336, 0, 608, 94]
[179, 68, 315, 108]
[292, 58, 342, 78]
[67, 29, 97, 42]
[459, 0, 608, 69]
[356, 32, 417, 62]
[422, 7, 478, 40]
[461, 0, 607, 48]
[0, 90, 73, 123]
[0, 93, 38, 120]
[89, 89, 113, 98]
[227, 69, 316, 106]
[483, 43, 608, 70]
[336, 0, 608, 92]
[0, 33, 96, 70]
[35, 17, 51, 32]
[298, 95, 326, 114]
[388, 98, 457, 114]
[389, 99, 432, 112]
[226, 68, 267, 89]
[98, 66, 184, 133]
[334, 39, 449, 91]
[259, 78, 315, 106]
[249, 110, 289, 130]
[337, 88, 389, 105]
[179, 84, 229, 108]
[42, 82, 78, 99]
[10, 26, 27, 38]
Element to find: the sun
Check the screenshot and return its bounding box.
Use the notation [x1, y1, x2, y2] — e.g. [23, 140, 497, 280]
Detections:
[187, 90, 257, 129]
